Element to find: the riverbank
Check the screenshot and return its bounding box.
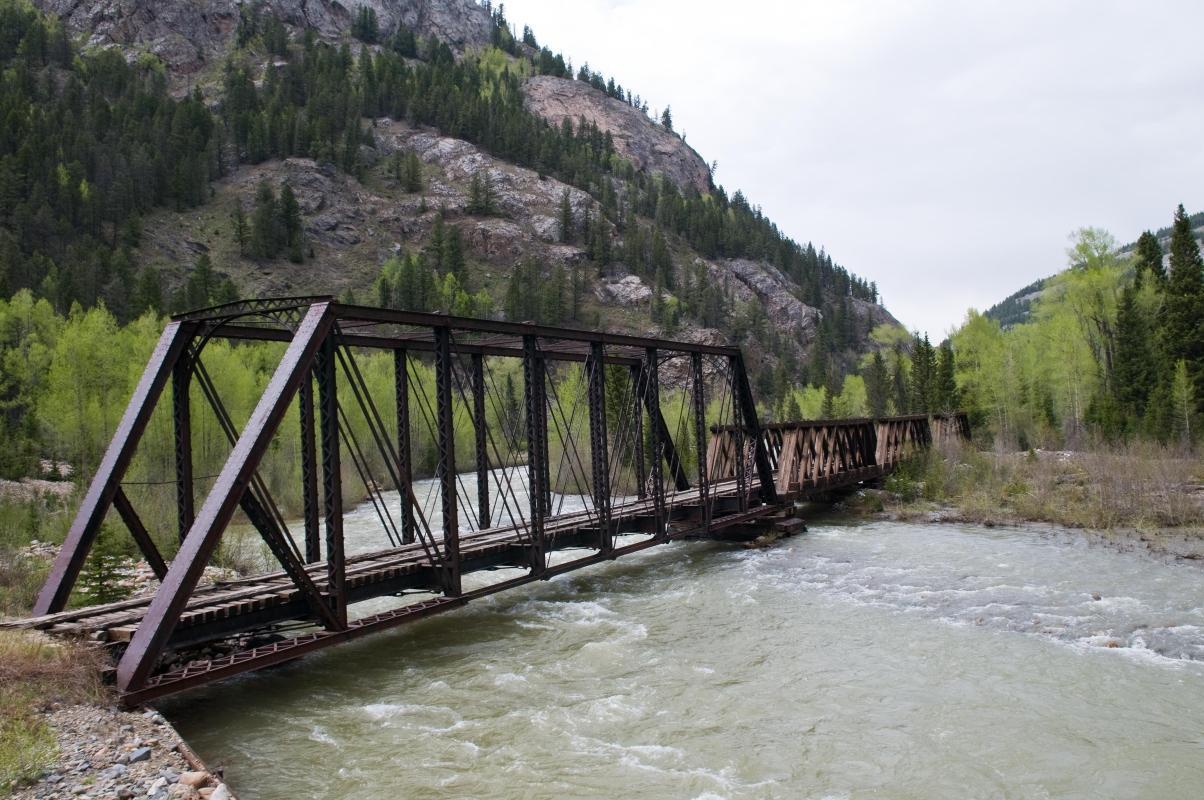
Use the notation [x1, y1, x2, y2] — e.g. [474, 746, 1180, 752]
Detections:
[0, 631, 233, 800]
[844, 444, 1204, 559]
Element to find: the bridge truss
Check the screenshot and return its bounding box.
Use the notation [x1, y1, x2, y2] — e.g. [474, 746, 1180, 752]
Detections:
[11, 298, 968, 704]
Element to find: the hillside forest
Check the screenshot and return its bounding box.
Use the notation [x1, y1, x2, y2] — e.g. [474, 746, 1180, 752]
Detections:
[950, 207, 1203, 450]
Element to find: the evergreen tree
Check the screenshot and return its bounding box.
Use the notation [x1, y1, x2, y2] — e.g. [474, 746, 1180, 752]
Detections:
[279, 183, 305, 263]
[442, 225, 465, 276]
[1134, 230, 1165, 289]
[559, 189, 573, 243]
[890, 343, 909, 415]
[249, 181, 280, 260]
[403, 151, 424, 193]
[909, 335, 937, 413]
[864, 350, 889, 417]
[660, 106, 673, 131]
[352, 6, 379, 44]
[1111, 284, 1154, 422]
[1160, 204, 1204, 413]
[935, 342, 958, 412]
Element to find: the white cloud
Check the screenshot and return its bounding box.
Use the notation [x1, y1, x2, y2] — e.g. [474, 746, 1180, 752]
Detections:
[501, 0, 1204, 335]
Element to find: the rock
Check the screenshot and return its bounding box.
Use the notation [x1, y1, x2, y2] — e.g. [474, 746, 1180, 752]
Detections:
[128, 746, 153, 763]
[524, 75, 712, 193]
[210, 783, 232, 800]
[178, 771, 210, 788]
[1092, 592, 1102, 601]
[596, 274, 653, 306]
[34, 1, 494, 81]
[148, 777, 169, 793]
[118, 789, 136, 799]
[169, 784, 202, 800]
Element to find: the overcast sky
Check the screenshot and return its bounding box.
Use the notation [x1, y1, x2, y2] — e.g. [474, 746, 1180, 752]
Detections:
[501, 0, 1204, 336]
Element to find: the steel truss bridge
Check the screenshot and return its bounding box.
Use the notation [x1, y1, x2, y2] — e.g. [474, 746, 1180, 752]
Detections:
[4, 298, 969, 705]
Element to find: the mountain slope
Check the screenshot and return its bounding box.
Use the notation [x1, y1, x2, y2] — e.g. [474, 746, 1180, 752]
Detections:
[21, 0, 900, 400]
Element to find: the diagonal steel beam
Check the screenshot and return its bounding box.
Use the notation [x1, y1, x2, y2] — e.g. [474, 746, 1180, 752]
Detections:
[116, 303, 336, 693]
[112, 488, 167, 582]
[35, 321, 196, 615]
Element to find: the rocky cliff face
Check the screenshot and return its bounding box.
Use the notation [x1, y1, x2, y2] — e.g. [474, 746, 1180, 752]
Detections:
[523, 75, 713, 194]
[35, 0, 492, 75]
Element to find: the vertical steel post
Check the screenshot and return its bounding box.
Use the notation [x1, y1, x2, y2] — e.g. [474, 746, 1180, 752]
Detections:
[536, 356, 552, 516]
[433, 327, 461, 596]
[645, 348, 666, 538]
[587, 342, 613, 554]
[172, 356, 194, 544]
[731, 355, 748, 511]
[471, 353, 490, 531]
[299, 373, 320, 563]
[630, 365, 647, 499]
[393, 349, 415, 544]
[317, 337, 346, 628]
[732, 352, 778, 505]
[523, 335, 547, 573]
[691, 353, 711, 535]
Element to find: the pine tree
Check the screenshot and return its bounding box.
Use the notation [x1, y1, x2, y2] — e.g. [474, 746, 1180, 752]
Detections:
[442, 225, 465, 276]
[404, 152, 423, 193]
[935, 342, 958, 412]
[559, 188, 573, 243]
[660, 106, 673, 131]
[890, 343, 908, 415]
[1111, 284, 1154, 421]
[909, 335, 937, 413]
[232, 207, 249, 256]
[353, 6, 379, 44]
[249, 181, 280, 260]
[1160, 204, 1204, 413]
[1134, 230, 1165, 289]
[279, 183, 304, 263]
[864, 350, 889, 417]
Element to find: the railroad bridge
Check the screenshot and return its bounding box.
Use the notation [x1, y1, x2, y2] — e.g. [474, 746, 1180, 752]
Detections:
[6, 299, 969, 704]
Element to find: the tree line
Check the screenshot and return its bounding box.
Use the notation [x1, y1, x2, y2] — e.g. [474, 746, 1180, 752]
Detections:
[950, 207, 1202, 448]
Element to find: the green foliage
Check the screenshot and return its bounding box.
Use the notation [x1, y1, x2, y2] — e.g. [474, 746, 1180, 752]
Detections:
[75, 523, 133, 606]
[951, 214, 1203, 449]
[352, 6, 379, 44]
[0, 0, 218, 318]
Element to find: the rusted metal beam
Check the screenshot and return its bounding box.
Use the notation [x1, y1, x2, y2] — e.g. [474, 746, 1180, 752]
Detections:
[316, 337, 346, 628]
[299, 374, 320, 563]
[433, 327, 461, 596]
[691, 353, 711, 537]
[523, 335, 547, 573]
[115, 302, 336, 693]
[35, 320, 196, 615]
[471, 353, 490, 531]
[732, 352, 778, 505]
[172, 355, 194, 544]
[587, 342, 612, 554]
[112, 488, 167, 582]
[393, 350, 415, 544]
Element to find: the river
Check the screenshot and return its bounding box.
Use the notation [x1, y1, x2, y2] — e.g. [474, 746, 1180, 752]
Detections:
[164, 482, 1204, 799]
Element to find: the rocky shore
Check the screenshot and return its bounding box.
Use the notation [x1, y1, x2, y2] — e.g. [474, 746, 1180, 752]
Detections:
[13, 705, 233, 800]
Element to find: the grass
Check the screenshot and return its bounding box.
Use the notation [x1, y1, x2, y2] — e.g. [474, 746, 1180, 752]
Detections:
[884, 442, 1204, 531]
[0, 631, 108, 794]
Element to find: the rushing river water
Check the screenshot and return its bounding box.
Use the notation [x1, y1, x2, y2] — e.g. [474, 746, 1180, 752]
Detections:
[165, 482, 1204, 799]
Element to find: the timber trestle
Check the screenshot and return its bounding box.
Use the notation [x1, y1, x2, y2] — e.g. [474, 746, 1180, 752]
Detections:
[6, 298, 969, 704]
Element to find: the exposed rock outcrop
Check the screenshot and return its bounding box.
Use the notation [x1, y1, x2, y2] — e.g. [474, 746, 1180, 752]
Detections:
[34, 0, 493, 76]
[523, 75, 713, 194]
